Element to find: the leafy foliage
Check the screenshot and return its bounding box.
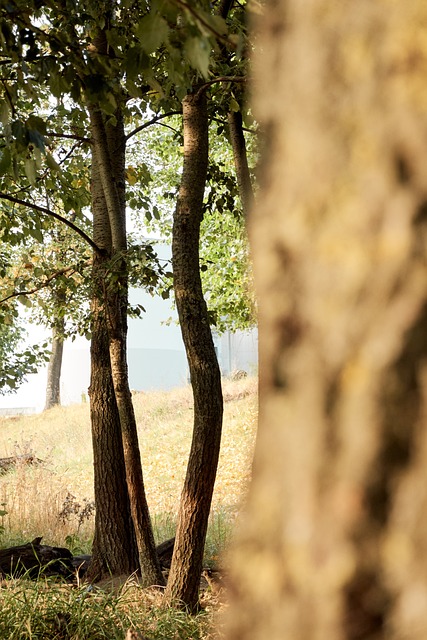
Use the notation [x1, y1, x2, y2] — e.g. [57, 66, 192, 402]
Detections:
[0, 313, 49, 395]
[128, 118, 256, 332]
[0, 0, 254, 396]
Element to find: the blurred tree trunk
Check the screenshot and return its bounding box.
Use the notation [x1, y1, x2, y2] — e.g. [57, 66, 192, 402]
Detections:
[165, 91, 223, 611]
[44, 311, 65, 410]
[225, 2, 427, 639]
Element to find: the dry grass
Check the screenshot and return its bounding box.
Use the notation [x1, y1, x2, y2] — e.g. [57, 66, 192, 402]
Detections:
[0, 377, 258, 553]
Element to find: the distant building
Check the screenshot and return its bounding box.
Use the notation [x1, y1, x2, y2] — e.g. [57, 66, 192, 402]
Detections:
[0, 286, 257, 414]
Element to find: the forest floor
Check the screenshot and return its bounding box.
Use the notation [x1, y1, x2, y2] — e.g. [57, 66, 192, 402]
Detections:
[0, 376, 258, 639]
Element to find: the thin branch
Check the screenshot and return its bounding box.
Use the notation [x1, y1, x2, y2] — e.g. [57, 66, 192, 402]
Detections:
[210, 114, 257, 134]
[44, 131, 91, 143]
[0, 261, 90, 305]
[125, 111, 182, 142]
[0, 192, 103, 255]
[0, 130, 90, 145]
[194, 75, 247, 99]
[156, 121, 182, 136]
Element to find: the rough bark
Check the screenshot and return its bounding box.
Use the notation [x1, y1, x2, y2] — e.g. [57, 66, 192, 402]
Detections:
[225, 2, 427, 639]
[87, 145, 139, 582]
[89, 105, 163, 586]
[165, 91, 224, 610]
[228, 110, 254, 216]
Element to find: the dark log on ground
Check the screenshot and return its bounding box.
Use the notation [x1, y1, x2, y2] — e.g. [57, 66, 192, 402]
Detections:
[0, 537, 176, 582]
[0, 454, 43, 475]
[71, 554, 92, 578]
[75, 538, 176, 581]
[0, 537, 74, 579]
[156, 537, 175, 569]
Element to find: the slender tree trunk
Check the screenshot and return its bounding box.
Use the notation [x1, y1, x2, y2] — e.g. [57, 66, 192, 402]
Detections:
[44, 320, 64, 410]
[225, 2, 427, 639]
[87, 294, 139, 580]
[228, 110, 254, 216]
[87, 141, 139, 581]
[89, 104, 164, 586]
[165, 91, 224, 611]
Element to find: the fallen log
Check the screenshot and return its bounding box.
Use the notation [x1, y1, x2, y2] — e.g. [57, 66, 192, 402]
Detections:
[0, 537, 176, 581]
[71, 554, 91, 578]
[156, 537, 175, 569]
[0, 537, 74, 579]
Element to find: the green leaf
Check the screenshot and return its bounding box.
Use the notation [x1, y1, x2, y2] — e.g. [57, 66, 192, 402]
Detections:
[125, 46, 150, 81]
[184, 36, 210, 78]
[29, 226, 43, 242]
[27, 114, 47, 134]
[11, 120, 27, 148]
[0, 147, 11, 175]
[199, 12, 228, 37]
[137, 13, 169, 54]
[229, 97, 240, 112]
[24, 157, 37, 185]
[46, 152, 61, 173]
[0, 100, 10, 126]
[17, 295, 32, 308]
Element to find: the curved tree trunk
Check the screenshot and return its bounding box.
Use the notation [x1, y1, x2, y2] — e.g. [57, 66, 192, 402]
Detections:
[87, 296, 139, 580]
[86, 140, 139, 581]
[89, 104, 164, 587]
[225, 2, 427, 639]
[165, 91, 224, 611]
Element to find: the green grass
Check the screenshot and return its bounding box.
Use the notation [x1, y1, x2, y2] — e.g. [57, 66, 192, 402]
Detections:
[0, 377, 257, 638]
[0, 571, 211, 639]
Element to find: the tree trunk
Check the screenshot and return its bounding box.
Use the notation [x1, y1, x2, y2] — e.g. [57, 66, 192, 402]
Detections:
[165, 91, 224, 611]
[88, 308, 139, 580]
[89, 104, 164, 587]
[44, 321, 64, 410]
[87, 139, 139, 582]
[228, 110, 254, 216]
[225, 2, 427, 639]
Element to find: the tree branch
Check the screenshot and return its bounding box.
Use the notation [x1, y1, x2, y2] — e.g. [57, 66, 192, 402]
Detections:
[0, 262, 90, 305]
[210, 114, 257, 134]
[194, 76, 247, 99]
[0, 192, 103, 255]
[44, 131, 91, 143]
[125, 111, 182, 142]
[228, 110, 254, 216]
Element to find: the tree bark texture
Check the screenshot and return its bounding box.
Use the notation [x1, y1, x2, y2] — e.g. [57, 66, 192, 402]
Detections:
[87, 145, 139, 581]
[228, 110, 254, 216]
[87, 302, 139, 581]
[89, 105, 164, 586]
[225, 2, 427, 639]
[165, 92, 224, 610]
[44, 320, 64, 410]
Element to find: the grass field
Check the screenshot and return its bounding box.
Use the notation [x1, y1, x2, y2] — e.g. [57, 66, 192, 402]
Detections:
[0, 376, 258, 559]
[0, 377, 257, 638]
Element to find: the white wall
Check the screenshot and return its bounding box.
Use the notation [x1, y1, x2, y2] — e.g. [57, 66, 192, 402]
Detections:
[0, 272, 258, 413]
